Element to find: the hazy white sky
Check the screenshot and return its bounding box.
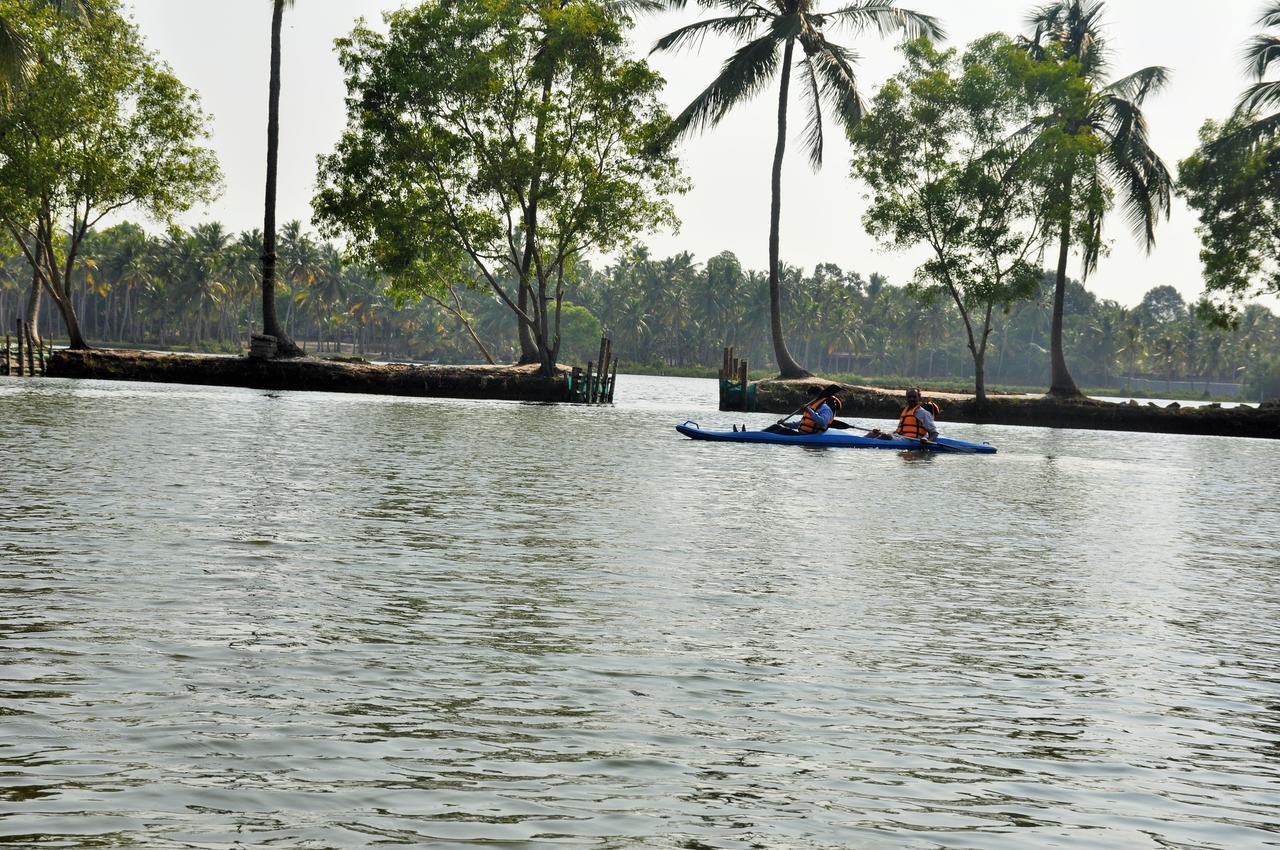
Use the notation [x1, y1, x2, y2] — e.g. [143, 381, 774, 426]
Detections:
[125, 0, 1268, 308]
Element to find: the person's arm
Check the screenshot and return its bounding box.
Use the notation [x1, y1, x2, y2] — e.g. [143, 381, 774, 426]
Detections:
[916, 406, 938, 440]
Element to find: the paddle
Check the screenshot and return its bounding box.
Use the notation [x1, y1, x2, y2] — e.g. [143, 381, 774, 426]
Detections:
[828, 418, 877, 432]
[771, 384, 841, 430]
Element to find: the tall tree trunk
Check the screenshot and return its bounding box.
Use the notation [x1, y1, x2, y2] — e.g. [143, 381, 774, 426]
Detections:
[47, 289, 88, 349]
[24, 271, 42, 346]
[516, 260, 539, 364]
[768, 38, 809, 379]
[260, 0, 303, 358]
[1050, 220, 1081, 397]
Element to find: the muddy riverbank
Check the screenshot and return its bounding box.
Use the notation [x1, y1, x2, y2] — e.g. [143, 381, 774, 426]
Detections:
[748, 379, 1280, 440]
[44, 348, 572, 402]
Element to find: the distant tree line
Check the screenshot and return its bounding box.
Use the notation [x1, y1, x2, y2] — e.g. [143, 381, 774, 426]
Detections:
[3, 221, 1277, 398]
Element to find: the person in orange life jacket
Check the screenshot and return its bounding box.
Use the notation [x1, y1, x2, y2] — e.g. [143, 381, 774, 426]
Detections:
[866, 387, 939, 442]
[764, 394, 842, 434]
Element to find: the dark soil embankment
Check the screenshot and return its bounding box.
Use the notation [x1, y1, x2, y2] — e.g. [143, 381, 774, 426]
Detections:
[748, 379, 1280, 440]
[46, 348, 571, 402]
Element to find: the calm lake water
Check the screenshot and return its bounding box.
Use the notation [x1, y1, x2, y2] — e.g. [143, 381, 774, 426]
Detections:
[2, 374, 1278, 849]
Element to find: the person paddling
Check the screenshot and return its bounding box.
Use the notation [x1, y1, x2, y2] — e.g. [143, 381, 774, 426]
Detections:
[866, 387, 939, 443]
[765, 394, 842, 435]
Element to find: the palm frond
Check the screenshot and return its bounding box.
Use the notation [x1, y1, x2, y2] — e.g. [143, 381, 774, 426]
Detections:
[601, 0, 670, 14]
[43, 0, 95, 20]
[669, 30, 781, 136]
[1100, 146, 1163, 251]
[1258, 2, 1280, 29]
[1098, 104, 1172, 250]
[1025, 0, 1108, 78]
[799, 55, 825, 169]
[822, 0, 945, 41]
[651, 13, 765, 54]
[810, 39, 864, 129]
[1080, 167, 1106, 276]
[1104, 65, 1170, 106]
[1208, 108, 1280, 154]
[1243, 34, 1280, 80]
[1236, 79, 1280, 115]
[0, 16, 29, 101]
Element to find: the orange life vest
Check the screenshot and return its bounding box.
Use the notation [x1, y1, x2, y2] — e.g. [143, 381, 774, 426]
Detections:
[798, 400, 832, 434]
[897, 403, 928, 439]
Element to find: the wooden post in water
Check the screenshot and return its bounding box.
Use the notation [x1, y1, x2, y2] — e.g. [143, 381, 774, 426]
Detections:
[14, 318, 24, 378]
[739, 359, 749, 412]
[594, 336, 607, 403]
[570, 365, 582, 403]
[3, 333, 8, 376]
[607, 356, 618, 402]
[583, 361, 595, 404]
[36, 336, 46, 376]
[600, 337, 612, 402]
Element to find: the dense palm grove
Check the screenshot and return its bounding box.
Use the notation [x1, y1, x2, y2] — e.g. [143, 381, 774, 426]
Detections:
[3, 220, 1276, 397]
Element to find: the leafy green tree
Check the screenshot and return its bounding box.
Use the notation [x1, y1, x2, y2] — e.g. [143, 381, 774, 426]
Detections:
[557, 303, 605, 365]
[315, 0, 683, 376]
[1021, 0, 1172, 397]
[0, 0, 220, 349]
[260, 0, 303, 356]
[851, 36, 1047, 405]
[1178, 3, 1280, 324]
[651, 0, 943, 379]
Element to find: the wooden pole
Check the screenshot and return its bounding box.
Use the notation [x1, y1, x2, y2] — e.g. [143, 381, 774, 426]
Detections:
[570, 365, 582, 402]
[584, 361, 595, 405]
[601, 338, 612, 399]
[608, 356, 618, 402]
[36, 335, 46, 376]
[3, 333, 8, 376]
[594, 336, 607, 403]
[15, 317, 24, 377]
[739, 359, 749, 412]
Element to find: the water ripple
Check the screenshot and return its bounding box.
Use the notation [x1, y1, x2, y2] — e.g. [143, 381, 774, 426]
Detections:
[0, 375, 1277, 848]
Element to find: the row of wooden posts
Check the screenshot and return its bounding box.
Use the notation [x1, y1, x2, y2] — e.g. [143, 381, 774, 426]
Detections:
[3, 317, 53, 377]
[720, 346, 751, 411]
[570, 336, 617, 404]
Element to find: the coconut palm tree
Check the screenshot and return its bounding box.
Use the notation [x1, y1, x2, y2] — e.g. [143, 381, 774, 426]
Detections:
[261, 0, 303, 357]
[1022, 0, 1172, 398]
[1224, 3, 1280, 144]
[0, 17, 27, 104]
[652, 0, 943, 379]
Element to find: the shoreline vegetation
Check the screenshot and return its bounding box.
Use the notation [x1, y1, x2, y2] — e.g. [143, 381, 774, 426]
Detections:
[23, 347, 1278, 440]
[749, 379, 1279, 440]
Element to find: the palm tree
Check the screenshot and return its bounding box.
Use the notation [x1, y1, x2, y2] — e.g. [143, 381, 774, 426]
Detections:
[1022, 0, 1172, 398]
[1224, 3, 1280, 144]
[261, 0, 303, 357]
[652, 0, 943, 379]
[0, 17, 27, 105]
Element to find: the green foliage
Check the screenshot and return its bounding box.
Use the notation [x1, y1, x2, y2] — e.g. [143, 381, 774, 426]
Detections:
[556, 303, 603, 365]
[1178, 117, 1280, 322]
[1246, 354, 1280, 401]
[313, 0, 684, 373]
[6, 218, 1275, 400]
[849, 35, 1048, 402]
[0, 0, 220, 346]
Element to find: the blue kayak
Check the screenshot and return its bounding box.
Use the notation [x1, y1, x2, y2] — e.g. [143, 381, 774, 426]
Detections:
[676, 421, 997, 454]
